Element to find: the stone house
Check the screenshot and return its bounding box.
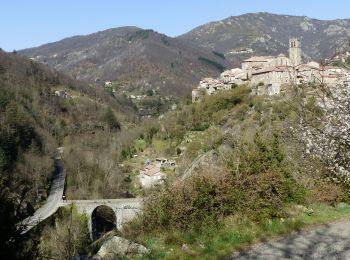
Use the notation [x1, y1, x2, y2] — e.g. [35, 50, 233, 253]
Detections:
[251, 66, 292, 86]
[220, 68, 246, 84]
[242, 56, 276, 78]
[139, 164, 166, 189]
[296, 63, 321, 84]
[321, 74, 341, 86]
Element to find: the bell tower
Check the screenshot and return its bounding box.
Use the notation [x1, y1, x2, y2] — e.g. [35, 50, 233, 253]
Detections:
[289, 38, 302, 66]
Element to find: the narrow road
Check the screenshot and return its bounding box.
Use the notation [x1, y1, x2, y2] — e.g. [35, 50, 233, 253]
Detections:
[21, 158, 65, 233]
[230, 219, 350, 260]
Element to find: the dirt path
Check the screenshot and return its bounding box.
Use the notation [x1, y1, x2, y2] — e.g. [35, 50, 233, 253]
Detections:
[230, 219, 350, 259]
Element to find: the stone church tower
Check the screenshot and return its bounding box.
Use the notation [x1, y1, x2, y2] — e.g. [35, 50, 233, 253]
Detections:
[289, 38, 302, 66]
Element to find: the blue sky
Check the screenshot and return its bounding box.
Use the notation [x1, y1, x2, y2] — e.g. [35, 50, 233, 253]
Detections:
[1, 0, 350, 51]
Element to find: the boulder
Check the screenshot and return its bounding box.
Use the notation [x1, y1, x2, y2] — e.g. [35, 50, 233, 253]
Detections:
[93, 236, 149, 259]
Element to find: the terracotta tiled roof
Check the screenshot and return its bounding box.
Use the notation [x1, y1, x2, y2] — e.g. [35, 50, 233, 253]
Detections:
[252, 66, 291, 75]
[140, 164, 162, 177]
[321, 74, 341, 78]
[296, 64, 320, 71]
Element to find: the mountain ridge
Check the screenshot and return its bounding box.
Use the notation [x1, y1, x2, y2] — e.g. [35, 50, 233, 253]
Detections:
[19, 27, 231, 95]
[178, 12, 350, 66]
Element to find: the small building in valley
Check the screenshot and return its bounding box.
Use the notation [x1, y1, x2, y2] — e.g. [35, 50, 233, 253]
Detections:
[105, 81, 113, 87]
[54, 90, 68, 98]
[139, 164, 166, 188]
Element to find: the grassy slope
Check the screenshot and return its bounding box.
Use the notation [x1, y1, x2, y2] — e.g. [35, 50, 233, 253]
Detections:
[142, 204, 350, 259]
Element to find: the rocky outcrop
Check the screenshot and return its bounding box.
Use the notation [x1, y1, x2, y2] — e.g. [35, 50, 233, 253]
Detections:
[93, 236, 149, 259]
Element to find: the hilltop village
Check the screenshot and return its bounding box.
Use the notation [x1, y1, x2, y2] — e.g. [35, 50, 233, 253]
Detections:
[192, 38, 348, 102]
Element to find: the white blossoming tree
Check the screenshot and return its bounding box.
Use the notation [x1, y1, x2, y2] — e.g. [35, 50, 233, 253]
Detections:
[298, 73, 350, 181]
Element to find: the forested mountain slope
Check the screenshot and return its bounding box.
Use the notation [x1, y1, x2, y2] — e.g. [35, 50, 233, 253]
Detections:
[0, 50, 138, 257]
[19, 27, 231, 95]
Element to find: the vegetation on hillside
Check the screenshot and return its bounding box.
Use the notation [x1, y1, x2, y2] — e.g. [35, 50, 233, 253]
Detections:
[127, 204, 350, 259]
[2, 47, 350, 259]
[20, 27, 232, 96]
[0, 51, 137, 257]
[127, 29, 154, 41]
[121, 82, 350, 258]
[139, 134, 305, 232]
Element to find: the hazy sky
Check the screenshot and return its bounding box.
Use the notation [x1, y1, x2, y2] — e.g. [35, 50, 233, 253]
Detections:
[1, 0, 350, 51]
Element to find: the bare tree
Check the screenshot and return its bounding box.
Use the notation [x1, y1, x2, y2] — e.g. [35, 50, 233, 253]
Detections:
[39, 205, 90, 259]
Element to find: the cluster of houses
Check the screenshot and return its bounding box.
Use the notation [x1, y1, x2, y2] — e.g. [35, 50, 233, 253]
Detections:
[139, 157, 175, 188]
[192, 38, 349, 102]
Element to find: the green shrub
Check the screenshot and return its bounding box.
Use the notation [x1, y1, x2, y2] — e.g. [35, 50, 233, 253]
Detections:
[138, 133, 306, 233]
[188, 86, 251, 130]
[235, 103, 249, 121]
[146, 89, 154, 96]
[102, 108, 121, 131]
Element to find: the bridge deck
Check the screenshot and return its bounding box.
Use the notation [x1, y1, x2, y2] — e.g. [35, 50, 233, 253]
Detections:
[62, 198, 142, 205]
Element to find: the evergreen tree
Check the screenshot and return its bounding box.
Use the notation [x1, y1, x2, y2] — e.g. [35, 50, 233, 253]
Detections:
[103, 108, 121, 131]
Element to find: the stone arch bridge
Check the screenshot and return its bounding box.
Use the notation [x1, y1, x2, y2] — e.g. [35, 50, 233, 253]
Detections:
[60, 198, 142, 236]
[20, 157, 143, 237]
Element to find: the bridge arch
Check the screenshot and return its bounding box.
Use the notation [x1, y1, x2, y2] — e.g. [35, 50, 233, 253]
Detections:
[60, 198, 142, 239]
[91, 205, 117, 240]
